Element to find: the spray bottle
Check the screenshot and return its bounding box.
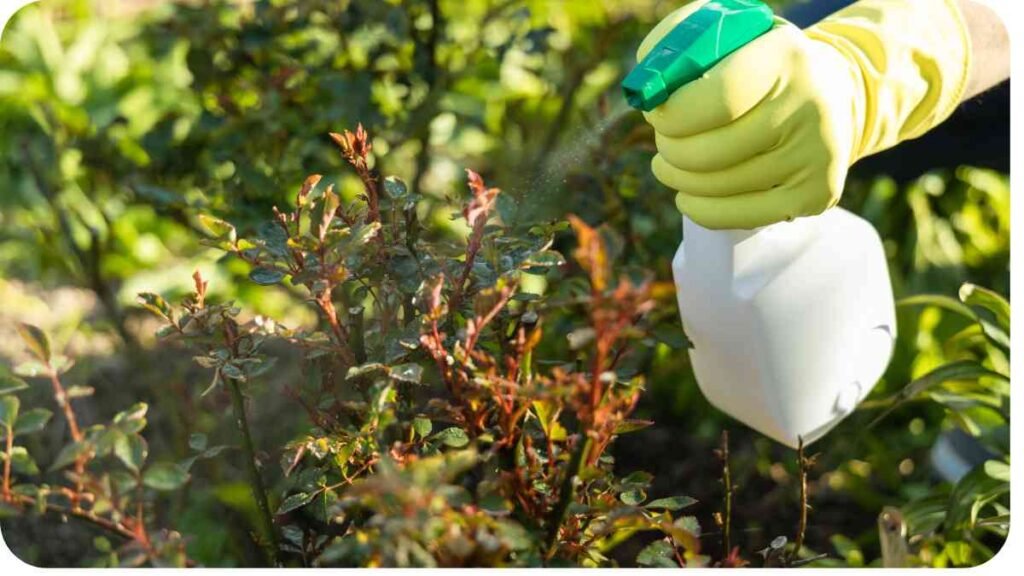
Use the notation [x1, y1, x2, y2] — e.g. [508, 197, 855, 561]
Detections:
[622, 0, 896, 448]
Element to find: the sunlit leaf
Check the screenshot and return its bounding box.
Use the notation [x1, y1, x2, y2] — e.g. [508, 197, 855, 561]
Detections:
[959, 283, 1010, 334]
[115, 433, 149, 473]
[412, 417, 433, 438]
[645, 496, 697, 511]
[198, 214, 236, 242]
[0, 396, 19, 429]
[16, 323, 51, 364]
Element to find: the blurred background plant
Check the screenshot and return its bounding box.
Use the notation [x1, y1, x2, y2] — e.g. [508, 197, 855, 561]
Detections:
[0, 0, 1010, 568]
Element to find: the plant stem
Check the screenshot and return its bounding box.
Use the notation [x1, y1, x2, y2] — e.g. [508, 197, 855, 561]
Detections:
[228, 379, 278, 566]
[789, 436, 810, 565]
[544, 435, 592, 560]
[48, 366, 87, 503]
[2, 425, 12, 500]
[48, 369, 82, 442]
[12, 493, 136, 540]
[317, 295, 356, 366]
[720, 430, 732, 557]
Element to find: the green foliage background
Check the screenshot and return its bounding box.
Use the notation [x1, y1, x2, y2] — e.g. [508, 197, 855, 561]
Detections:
[0, 0, 1009, 568]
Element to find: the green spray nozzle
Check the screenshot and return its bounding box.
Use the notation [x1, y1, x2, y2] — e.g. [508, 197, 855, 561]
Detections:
[623, 0, 774, 112]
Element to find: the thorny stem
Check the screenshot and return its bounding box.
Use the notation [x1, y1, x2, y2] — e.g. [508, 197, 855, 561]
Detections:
[228, 378, 278, 566]
[788, 436, 813, 565]
[544, 435, 592, 561]
[720, 430, 733, 558]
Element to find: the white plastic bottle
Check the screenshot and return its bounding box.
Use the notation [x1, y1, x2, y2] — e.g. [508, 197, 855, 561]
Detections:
[672, 208, 896, 448]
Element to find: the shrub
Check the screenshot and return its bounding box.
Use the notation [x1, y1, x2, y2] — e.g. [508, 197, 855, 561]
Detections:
[140, 125, 708, 567]
[1, 126, 1009, 568]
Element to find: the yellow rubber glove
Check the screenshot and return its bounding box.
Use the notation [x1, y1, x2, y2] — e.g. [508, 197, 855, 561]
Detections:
[639, 0, 971, 230]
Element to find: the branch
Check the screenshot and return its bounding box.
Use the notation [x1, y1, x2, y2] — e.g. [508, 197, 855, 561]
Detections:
[788, 436, 817, 565]
[544, 435, 592, 561]
[9, 494, 136, 541]
[719, 430, 732, 557]
[228, 378, 279, 566]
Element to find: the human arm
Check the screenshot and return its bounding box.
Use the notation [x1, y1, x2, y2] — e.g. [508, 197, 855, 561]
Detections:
[640, 0, 1008, 230]
[959, 0, 1009, 99]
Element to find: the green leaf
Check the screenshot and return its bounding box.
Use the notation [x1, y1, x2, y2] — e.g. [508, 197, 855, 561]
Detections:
[382, 176, 408, 199]
[636, 540, 676, 567]
[249, 267, 286, 285]
[412, 417, 433, 438]
[13, 361, 47, 378]
[614, 419, 654, 435]
[201, 370, 222, 397]
[114, 434, 148, 473]
[198, 214, 236, 242]
[16, 323, 50, 363]
[622, 470, 654, 487]
[277, 491, 316, 514]
[50, 441, 91, 471]
[0, 396, 19, 428]
[898, 294, 976, 319]
[66, 385, 95, 399]
[390, 363, 423, 384]
[620, 488, 645, 506]
[944, 541, 972, 566]
[532, 400, 556, 437]
[899, 291, 1008, 351]
[0, 374, 29, 396]
[189, 433, 208, 452]
[91, 427, 120, 458]
[959, 283, 1010, 334]
[113, 403, 149, 434]
[137, 292, 173, 320]
[868, 361, 1009, 427]
[13, 408, 52, 436]
[674, 515, 701, 538]
[143, 463, 190, 491]
[983, 460, 1010, 482]
[346, 363, 388, 380]
[523, 251, 566, 268]
[432, 427, 469, 448]
[7, 447, 39, 475]
[645, 496, 697, 511]
[947, 466, 1008, 540]
[256, 221, 289, 256]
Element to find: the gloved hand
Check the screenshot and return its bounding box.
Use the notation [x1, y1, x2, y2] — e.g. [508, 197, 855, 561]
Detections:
[640, 0, 971, 230]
